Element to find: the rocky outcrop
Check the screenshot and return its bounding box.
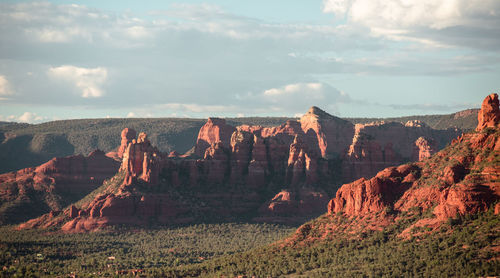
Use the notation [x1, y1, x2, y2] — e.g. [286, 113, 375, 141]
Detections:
[412, 136, 437, 161]
[121, 132, 162, 186]
[299, 106, 354, 158]
[105, 128, 137, 160]
[328, 94, 500, 227]
[257, 188, 330, 223]
[328, 164, 420, 216]
[286, 135, 318, 186]
[476, 93, 500, 131]
[194, 118, 236, 157]
[0, 150, 120, 224]
[57, 192, 188, 232]
[229, 129, 254, 183]
[118, 128, 137, 158]
[341, 120, 455, 182]
[16, 102, 468, 231]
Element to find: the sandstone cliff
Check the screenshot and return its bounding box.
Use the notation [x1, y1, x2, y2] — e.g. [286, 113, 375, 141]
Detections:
[323, 93, 499, 238]
[0, 150, 120, 224]
[16, 102, 467, 230]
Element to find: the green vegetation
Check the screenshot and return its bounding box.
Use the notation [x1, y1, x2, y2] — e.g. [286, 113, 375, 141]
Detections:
[348, 108, 478, 131]
[0, 117, 292, 174]
[166, 208, 499, 277]
[0, 109, 477, 174]
[0, 223, 296, 277]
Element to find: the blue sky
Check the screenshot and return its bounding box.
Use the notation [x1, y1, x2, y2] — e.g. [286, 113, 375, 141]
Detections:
[0, 0, 499, 123]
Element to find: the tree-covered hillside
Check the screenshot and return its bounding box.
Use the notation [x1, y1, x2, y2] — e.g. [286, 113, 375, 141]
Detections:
[348, 108, 478, 131]
[0, 117, 292, 174]
[0, 108, 477, 174]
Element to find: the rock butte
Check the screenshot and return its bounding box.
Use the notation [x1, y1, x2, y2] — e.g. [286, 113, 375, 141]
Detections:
[0, 150, 120, 224]
[321, 93, 500, 239]
[13, 103, 468, 231]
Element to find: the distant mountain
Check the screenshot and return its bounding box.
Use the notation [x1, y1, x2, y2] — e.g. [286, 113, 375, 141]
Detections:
[15, 106, 462, 229]
[348, 108, 478, 131]
[0, 117, 292, 174]
[0, 109, 477, 175]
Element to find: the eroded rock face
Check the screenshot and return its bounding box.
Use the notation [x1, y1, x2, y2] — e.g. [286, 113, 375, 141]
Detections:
[17, 102, 468, 231]
[118, 128, 137, 158]
[299, 106, 355, 158]
[121, 132, 162, 186]
[230, 130, 254, 183]
[194, 118, 236, 157]
[340, 120, 453, 182]
[329, 95, 500, 224]
[477, 93, 500, 131]
[328, 164, 420, 216]
[57, 192, 187, 232]
[413, 137, 437, 161]
[0, 150, 120, 224]
[258, 188, 330, 223]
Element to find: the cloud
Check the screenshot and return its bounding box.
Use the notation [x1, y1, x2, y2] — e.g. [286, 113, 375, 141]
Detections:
[18, 112, 41, 123]
[48, 65, 108, 98]
[0, 112, 48, 123]
[0, 2, 497, 119]
[0, 75, 13, 96]
[323, 0, 500, 49]
[263, 83, 327, 99]
[234, 82, 351, 115]
[26, 27, 91, 43]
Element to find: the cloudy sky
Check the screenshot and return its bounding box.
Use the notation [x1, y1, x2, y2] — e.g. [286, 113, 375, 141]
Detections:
[1, 0, 499, 123]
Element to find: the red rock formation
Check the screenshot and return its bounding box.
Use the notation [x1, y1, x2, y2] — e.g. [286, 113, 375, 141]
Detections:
[16, 100, 469, 231]
[412, 137, 437, 161]
[300, 106, 355, 158]
[230, 129, 253, 183]
[0, 150, 120, 224]
[257, 188, 330, 223]
[105, 128, 137, 160]
[328, 164, 419, 216]
[194, 118, 236, 157]
[121, 132, 162, 186]
[38, 187, 192, 232]
[247, 135, 268, 188]
[202, 142, 230, 185]
[328, 94, 500, 227]
[340, 120, 452, 183]
[118, 128, 137, 158]
[477, 93, 500, 131]
[287, 135, 318, 186]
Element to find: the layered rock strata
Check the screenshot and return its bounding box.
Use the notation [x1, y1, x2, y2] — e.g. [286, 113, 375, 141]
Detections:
[16, 103, 467, 230]
[328, 93, 500, 227]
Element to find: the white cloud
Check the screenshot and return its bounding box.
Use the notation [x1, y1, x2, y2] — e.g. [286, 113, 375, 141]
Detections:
[48, 65, 108, 98]
[323, 0, 499, 29]
[0, 1, 497, 119]
[323, 0, 500, 48]
[0, 112, 48, 123]
[0, 75, 13, 96]
[125, 26, 151, 39]
[263, 83, 328, 100]
[126, 112, 136, 118]
[26, 27, 91, 43]
[18, 112, 38, 123]
[251, 82, 349, 115]
[162, 103, 235, 113]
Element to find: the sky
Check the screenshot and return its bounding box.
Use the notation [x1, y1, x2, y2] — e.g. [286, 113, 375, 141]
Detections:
[0, 0, 499, 123]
